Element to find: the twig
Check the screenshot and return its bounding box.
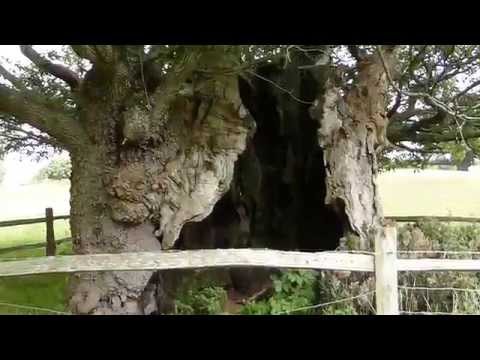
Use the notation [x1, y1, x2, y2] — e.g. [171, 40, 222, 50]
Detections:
[377, 45, 480, 155]
[377, 46, 479, 120]
[453, 79, 480, 101]
[138, 48, 152, 110]
[0, 63, 27, 91]
[246, 70, 314, 105]
[242, 287, 271, 304]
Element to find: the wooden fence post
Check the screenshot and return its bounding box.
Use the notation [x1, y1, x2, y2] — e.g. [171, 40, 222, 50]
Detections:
[45, 207, 56, 256]
[375, 224, 399, 315]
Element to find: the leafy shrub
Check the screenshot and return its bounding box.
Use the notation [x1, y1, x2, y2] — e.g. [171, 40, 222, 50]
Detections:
[241, 270, 318, 315]
[175, 286, 227, 315]
[397, 221, 480, 314]
[241, 222, 480, 315]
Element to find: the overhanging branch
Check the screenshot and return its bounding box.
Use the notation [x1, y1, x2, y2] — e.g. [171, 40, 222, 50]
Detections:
[20, 45, 80, 90]
[0, 63, 26, 91]
[347, 45, 366, 62]
[377, 45, 480, 122]
[71, 45, 97, 63]
[0, 83, 87, 151]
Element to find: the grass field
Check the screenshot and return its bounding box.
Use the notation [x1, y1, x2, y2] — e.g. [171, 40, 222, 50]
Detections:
[0, 239, 73, 314]
[0, 180, 72, 314]
[1, 168, 480, 314]
[0, 180, 70, 220]
[0, 221, 71, 250]
[378, 167, 480, 217]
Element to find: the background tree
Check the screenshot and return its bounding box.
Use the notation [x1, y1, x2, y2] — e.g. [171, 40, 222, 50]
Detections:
[34, 156, 71, 181]
[1, 45, 479, 315]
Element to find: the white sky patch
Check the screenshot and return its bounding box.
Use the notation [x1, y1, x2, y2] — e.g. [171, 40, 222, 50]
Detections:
[2, 152, 50, 187]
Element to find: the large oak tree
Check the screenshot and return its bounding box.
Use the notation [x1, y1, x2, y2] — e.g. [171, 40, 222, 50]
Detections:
[1, 45, 479, 314]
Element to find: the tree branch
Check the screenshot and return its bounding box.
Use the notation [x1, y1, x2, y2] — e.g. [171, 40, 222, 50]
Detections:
[0, 63, 26, 91]
[347, 45, 366, 62]
[389, 108, 436, 124]
[71, 45, 97, 63]
[410, 111, 449, 133]
[377, 45, 480, 123]
[387, 91, 402, 118]
[0, 84, 87, 151]
[20, 45, 80, 90]
[453, 79, 480, 101]
[389, 122, 480, 144]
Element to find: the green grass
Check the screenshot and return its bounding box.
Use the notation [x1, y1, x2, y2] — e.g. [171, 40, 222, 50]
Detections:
[378, 168, 480, 217]
[0, 242, 73, 314]
[0, 179, 72, 314]
[0, 274, 70, 314]
[0, 221, 71, 250]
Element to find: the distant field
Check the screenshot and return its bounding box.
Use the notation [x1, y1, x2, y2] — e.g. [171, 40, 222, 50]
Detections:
[0, 180, 70, 220]
[1, 170, 480, 251]
[378, 167, 480, 218]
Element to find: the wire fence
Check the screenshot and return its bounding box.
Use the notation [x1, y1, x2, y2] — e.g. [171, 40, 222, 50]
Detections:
[399, 311, 471, 315]
[274, 290, 376, 315]
[0, 301, 71, 315]
[1, 216, 480, 315]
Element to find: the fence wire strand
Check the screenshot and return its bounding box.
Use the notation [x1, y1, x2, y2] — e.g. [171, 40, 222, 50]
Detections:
[400, 311, 474, 315]
[0, 301, 71, 315]
[399, 285, 480, 293]
[273, 290, 376, 315]
[397, 250, 480, 256]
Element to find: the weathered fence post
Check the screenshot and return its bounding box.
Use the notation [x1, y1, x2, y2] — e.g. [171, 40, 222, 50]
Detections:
[45, 207, 56, 256]
[375, 223, 399, 315]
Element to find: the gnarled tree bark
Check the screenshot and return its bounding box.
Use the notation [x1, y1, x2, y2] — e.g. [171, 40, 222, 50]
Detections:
[310, 51, 395, 249]
[0, 45, 398, 315]
[67, 51, 254, 314]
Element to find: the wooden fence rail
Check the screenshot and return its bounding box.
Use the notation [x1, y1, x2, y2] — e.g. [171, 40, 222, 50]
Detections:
[0, 238, 72, 255]
[0, 249, 375, 277]
[2, 214, 480, 229]
[2, 212, 479, 256]
[0, 214, 70, 228]
[0, 208, 70, 256]
[2, 211, 480, 314]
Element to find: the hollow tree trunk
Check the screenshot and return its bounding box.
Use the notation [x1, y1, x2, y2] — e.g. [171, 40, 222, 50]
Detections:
[310, 50, 395, 250]
[67, 47, 396, 314]
[68, 53, 253, 314]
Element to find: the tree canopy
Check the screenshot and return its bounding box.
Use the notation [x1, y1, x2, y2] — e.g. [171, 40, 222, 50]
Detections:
[1, 45, 480, 166]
